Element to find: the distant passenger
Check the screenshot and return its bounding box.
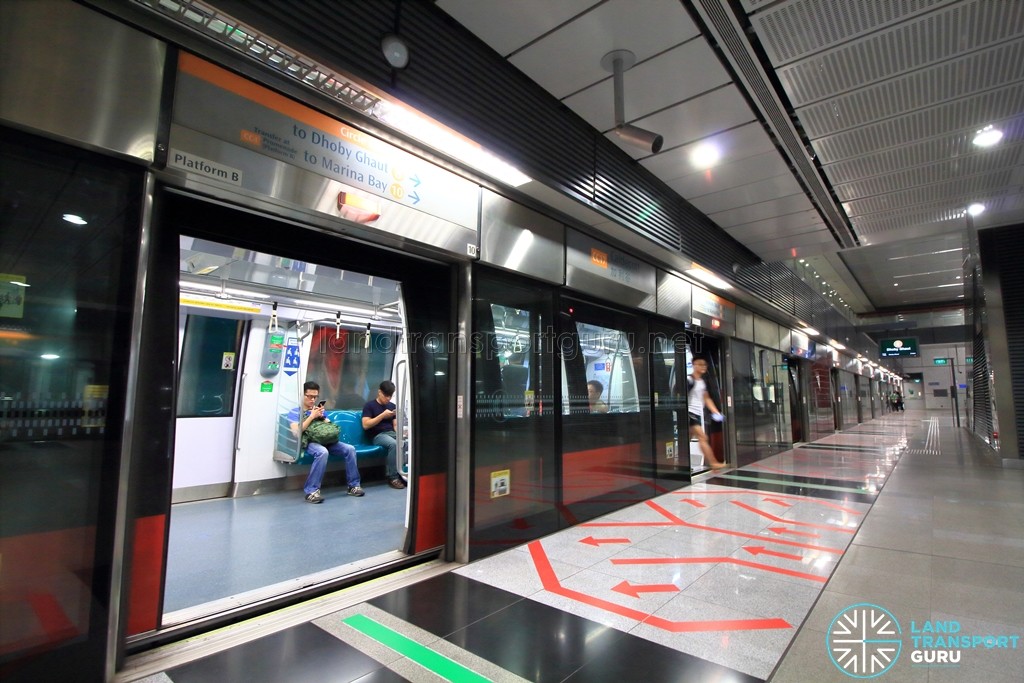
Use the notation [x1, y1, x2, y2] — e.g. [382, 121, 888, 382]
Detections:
[362, 380, 407, 489]
[587, 380, 609, 413]
[894, 390, 904, 412]
[684, 358, 727, 470]
[289, 381, 363, 502]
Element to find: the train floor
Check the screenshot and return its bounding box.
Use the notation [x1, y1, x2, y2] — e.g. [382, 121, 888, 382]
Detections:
[163, 477, 409, 621]
[121, 410, 1024, 682]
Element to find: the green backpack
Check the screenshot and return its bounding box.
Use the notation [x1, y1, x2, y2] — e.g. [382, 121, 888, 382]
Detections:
[302, 418, 340, 449]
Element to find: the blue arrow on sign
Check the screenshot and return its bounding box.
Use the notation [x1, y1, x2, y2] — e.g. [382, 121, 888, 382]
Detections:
[409, 191, 421, 205]
[283, 342, 301, 377]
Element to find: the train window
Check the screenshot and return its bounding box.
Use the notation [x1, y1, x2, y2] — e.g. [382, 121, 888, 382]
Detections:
[305, 325, 398, 410]
[176, 315, 245, 417]
[574, 321, 640, 413]
[490, 304, 533, 418]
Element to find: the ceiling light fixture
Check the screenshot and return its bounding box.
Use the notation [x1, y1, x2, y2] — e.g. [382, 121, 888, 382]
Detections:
[686, 267, 732, 290]
[380, 104, 531, 187]
[801, 326, 820, 336]
[690, 142, 720, 169]
[888, 247, 962, 261]
[602, 50, 664, 154]
[967, 203, 986, 217]
[972, 125, 1003, 147]
[62, 213, 87, 225]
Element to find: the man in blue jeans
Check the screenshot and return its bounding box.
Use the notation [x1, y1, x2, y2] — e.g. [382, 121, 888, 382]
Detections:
[289, 381, 363, 503]
[362, 380, 407, 489]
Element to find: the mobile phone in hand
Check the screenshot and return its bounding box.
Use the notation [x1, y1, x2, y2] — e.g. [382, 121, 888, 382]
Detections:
[317, 400, 327, 408]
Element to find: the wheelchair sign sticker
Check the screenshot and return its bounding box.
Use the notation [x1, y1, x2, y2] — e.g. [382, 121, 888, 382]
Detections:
[283, 342, 301, 376]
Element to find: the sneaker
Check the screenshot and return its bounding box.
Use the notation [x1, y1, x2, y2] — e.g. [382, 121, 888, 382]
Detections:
[305, 489, 323, 504]
[387, 476, 407, 490]
[347, 485, 365, 497]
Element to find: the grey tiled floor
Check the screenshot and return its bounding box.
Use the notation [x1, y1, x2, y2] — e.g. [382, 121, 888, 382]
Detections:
[771, 411, 1024, 682]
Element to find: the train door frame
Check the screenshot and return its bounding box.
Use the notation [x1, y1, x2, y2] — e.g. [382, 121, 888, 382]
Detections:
[648, 319, 727, 481]
[854, 374, 865, 423]
[784, 354, 809, 444]
[692, 330, 730, 470]
[831, 366, 842, 430]
[122, 184, 456, 649]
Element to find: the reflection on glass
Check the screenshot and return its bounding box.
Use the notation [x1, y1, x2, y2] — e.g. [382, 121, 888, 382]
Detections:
[470, 281, 556, 559]
[176, 315, 244, 417]
[491, 304, 533, 418]
[0, 132, 140, 672]
[559, 307, 649, 521]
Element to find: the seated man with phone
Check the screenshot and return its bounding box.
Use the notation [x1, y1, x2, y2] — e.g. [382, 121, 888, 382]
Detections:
[289, 380, 363, 503]
[361, 379, 406, 489]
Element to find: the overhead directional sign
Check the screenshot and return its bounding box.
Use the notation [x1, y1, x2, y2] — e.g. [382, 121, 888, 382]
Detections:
[174, 53, 478, 230]
[879, 337, 919, 358]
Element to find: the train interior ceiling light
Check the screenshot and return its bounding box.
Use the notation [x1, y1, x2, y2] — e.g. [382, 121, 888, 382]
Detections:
[601, 50, 664, 154]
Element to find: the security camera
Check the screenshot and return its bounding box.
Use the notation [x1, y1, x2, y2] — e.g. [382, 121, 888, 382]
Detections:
[614, 124, 664, 154]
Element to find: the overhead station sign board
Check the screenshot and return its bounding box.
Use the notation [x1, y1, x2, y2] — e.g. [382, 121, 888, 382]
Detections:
[690, 286, 736, 336]
[171, 53, 478, 233]
[565, 230, 656, 311]
[879, 337, 919, 358]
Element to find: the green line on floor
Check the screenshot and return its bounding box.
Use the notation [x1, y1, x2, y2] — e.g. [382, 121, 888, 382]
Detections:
[343, 613, 492, 683]
[716, 473, 871, 494]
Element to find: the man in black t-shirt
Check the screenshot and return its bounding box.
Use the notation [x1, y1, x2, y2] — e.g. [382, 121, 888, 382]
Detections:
[362, 380, 407, 489]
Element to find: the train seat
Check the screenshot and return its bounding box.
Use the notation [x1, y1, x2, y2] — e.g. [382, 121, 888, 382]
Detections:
[329, 411, 387, 459]
[285, 410, 386, 465]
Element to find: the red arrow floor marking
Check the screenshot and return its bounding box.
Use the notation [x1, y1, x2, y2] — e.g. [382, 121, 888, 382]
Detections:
[730, 501, 856, 534]
[610, 555, 827, 583]
[763, 497, 792, 508]
[611, 580, 680, 598]
[585, 500, 846, 555]
[528, 541, 791, 632]
[679, 498, 707, 508]
[674, 490, 863, 515]
[579, 536, 630, 547]
[743, 545, 804, 562]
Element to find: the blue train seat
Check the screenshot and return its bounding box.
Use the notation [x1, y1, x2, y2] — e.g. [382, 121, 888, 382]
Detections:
[276, 410, 386, 465]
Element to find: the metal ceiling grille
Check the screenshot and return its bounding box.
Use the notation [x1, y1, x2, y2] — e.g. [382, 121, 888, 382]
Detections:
[797, 40, 1024, 139]
[844, 169, 1018, 218]
[777, 0, 1024, 107]
[809, 82, 1024, 164]
[822, 118, 1024, 184]
[753, 0, 954, 65]
[833, 147, 1022, 203]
